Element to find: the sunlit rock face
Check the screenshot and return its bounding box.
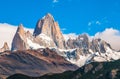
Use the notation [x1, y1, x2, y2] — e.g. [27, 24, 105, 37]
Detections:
[11, 24, 30, 51]
[33, 13, 66, 49]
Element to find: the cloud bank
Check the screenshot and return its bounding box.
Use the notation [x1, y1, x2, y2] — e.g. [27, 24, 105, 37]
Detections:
[0, 23, 34, 49]
[95, 28, 120, 50]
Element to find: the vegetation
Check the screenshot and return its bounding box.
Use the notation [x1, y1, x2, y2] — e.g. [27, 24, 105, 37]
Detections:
[7, 59, 120, 79]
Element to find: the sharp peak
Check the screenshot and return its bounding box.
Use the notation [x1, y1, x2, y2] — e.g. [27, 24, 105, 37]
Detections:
[18, 24, 24, 28]
[46, 13, 53, 17]
[16, 24, 25, 34]
[42, 13, 54, 20]
[3, 42, 8, 46]
[78, 33, 89, 38]
[17, 24, 24, 29]
[2, 42, 9, 49]
[4, 42, 8, 44]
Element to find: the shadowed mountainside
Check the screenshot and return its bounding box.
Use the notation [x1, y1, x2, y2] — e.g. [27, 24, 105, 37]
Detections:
[0, 48, 78, 78]
[7, 59, 120, 79]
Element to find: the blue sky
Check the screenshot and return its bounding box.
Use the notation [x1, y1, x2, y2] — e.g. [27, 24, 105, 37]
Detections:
[0, 0, 120, 35]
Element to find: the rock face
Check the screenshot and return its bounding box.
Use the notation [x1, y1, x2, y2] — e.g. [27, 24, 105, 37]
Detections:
[11, 24, 28, 50]
[66, 34, 112, 54]
[0, 42, 9, 52]
[90, 38, 112, 53]
[11, 24, 35, 51]
[33, 13, 66, 49]
[66, 34, 90, 55]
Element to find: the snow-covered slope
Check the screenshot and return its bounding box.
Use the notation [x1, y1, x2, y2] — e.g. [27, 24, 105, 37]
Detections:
[27, 38, 45, 49]
[51, 46, 120, 67]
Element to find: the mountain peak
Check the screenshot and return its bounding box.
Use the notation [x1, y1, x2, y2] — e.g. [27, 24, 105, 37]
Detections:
[3, 42, 9, 49]
[41, 13, 54, 21]
[33, 13, 54, 36]
[11, 24, 29, 51]
[46, 13, 53, 18]
[17, 24, 25, 36]
[33, 13, 65, 49]
[33, 13, 58, 37]
[0, 42, 9, 52]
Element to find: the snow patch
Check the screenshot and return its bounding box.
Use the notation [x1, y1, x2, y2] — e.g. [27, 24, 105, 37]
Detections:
[38, 33, 52, 45]
[89, 49, 94, 54]
[63, 33, 78, 41]
[67, 54, 91, 67]
[61, 47, 120, 67]
[80, 37, 84, 40]
[106, 47, 113, 53]
[58, 48, 76, 52]
[27, 38, 45, 49]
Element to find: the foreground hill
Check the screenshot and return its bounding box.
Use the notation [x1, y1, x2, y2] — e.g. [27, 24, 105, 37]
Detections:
[7, 59, 120, 79]
[0, 48, 78, 78]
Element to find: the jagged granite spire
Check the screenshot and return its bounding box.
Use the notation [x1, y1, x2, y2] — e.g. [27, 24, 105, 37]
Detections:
[11, 24, 29, 51]
[33, 13, 54, 36]
[33, 13, 66, 49]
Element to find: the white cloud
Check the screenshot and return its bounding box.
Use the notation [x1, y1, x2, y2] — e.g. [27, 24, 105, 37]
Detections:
[88, 20, 101, 26]
[61, 28, 67, 31]
[96, 21, 101, 25]
[88, 22, 92, 26]
[61, 28, 67, 33]
[0, 23, 34, 49]
[53, 0, 59, 3]
[95, 28, 120, 50]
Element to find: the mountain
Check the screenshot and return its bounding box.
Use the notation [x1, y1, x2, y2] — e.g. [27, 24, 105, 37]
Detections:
[11, 13, 66, 50]
[7, 59, 120, 79]
[0, 42, 9, 52]
[11, 13, 120, 67]
[0, 48, 78, 78]
[1, 13, 120, 78]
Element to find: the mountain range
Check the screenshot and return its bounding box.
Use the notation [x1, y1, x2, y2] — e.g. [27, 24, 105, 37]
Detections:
[0, 13, 120, 79]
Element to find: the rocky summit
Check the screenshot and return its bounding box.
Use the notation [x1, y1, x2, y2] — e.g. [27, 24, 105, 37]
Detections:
[11, 24, 30, 50]
[33, 13, 66, 49]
